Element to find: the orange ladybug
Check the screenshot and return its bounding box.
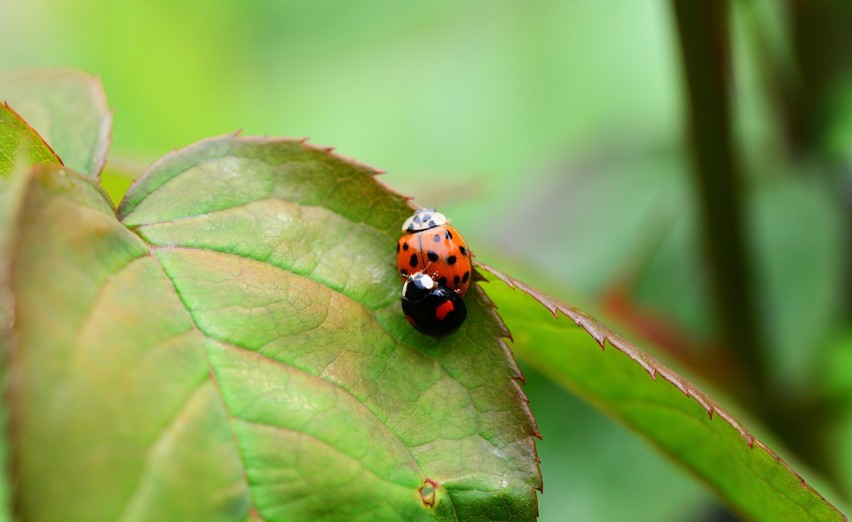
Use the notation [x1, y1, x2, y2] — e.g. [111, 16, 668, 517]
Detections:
[396, 209, 472, 297]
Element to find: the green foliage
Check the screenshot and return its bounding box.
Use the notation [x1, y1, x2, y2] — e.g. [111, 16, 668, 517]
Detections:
[0, 83, 540, 518]
[0, 70, 110, 178]
[3, 3, 850, 519]
[482, 266, 843, 521]
[0, 70, 847, 521]
[0, 103, 59, 175]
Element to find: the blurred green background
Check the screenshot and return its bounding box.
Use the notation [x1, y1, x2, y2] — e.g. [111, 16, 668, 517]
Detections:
[2, 1, 850, 520]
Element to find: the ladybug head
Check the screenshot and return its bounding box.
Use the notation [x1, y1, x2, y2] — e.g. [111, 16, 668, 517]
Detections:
[401, 208, 448, 233]
[402, 272, 436, 301]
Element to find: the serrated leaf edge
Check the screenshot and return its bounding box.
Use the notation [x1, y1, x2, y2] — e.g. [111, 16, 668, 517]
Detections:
[475, 261, 847, 520]
[117, 135, 543, 516]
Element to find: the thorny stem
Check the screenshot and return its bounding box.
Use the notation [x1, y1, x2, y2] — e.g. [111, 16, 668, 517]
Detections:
[670, 0, 850, 483]
[671, 0, 766, 391]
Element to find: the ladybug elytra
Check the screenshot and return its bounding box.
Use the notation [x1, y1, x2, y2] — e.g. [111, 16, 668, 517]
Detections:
[396, 208, 472, 297]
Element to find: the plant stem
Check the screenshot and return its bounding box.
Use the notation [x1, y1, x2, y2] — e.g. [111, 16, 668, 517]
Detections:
[671, 1, 766, 390]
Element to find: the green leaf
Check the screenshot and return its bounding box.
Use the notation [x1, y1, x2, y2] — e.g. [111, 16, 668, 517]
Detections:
[5, 137, 540, 521]
[0, 70, 111, 178]
[0, 102, 60, 178]
[0, 100, 62, 522]
[478, 263, 846, 522]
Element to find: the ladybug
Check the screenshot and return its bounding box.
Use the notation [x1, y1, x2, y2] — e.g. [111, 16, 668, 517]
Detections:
[401, 273, 467, 336]
[396, 208, 472, 297]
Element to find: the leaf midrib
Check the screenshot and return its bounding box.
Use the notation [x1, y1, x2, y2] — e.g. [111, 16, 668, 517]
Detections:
[127, 199, 400, 312]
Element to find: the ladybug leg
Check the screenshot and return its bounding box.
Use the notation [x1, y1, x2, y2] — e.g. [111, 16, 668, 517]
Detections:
[422, 260, 437, 280]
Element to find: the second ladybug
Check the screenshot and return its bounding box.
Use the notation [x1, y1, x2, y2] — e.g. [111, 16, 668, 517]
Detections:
[396, 208, 472, 297]
[401, 272, 467, 336]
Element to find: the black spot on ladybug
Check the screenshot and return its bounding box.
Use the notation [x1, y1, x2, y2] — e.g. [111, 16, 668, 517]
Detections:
[400, 269, 409, 276]
[453, 275, 460, 286]
[459, 245, 467, 256]
[462, 271, 470, 283]
[438, 276, 448, 286]
[427, 251, 439, 262]
[409, 254, 418, 268]
[421, 213, 431, 222]
[433, 234, 441, 243]
[397, 242, 401, 253]
[402, 243, 409, 251]
[413, 215, 422, 224]
[444, 230, 453, 240]
[447, 255, 457, 265]
[428, 220, 436, 227]
[407, 224, 415, 232]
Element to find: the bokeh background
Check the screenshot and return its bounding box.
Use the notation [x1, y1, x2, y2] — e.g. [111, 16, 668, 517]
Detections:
[2, 1, 850, 520]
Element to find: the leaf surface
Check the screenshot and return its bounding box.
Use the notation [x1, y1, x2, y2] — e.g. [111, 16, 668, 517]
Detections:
[0, 103, 60, 178]
[478, 262, 846, 522]
[0, 98, 65, 522]
[0, 70, 111, 178]
[5, 137, 540, 521]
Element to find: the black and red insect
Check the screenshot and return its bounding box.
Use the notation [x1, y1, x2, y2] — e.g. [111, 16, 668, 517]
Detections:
[400, 273, 467, 337]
